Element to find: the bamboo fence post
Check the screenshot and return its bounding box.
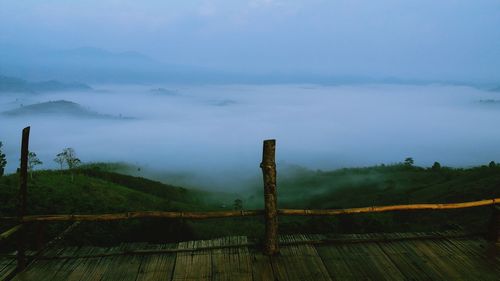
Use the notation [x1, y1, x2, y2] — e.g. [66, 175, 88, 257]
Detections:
[17, 126, 30, 271]
[36, 223, 46, 251]
[261, 139, 278, 255]
[488, 204, 499, 242]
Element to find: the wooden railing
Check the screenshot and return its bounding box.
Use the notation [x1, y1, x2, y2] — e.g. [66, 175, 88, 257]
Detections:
[1, 127, 499, 273]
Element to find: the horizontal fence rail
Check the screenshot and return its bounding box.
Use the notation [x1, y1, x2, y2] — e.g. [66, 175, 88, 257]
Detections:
[279, 198, 500, 216]
[0, 198, 498, 222]
[0, 210, 265, 222]
[0, 225, 23, 242]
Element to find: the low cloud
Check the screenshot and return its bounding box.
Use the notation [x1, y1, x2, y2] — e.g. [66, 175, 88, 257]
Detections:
[1, 83, 500, 190]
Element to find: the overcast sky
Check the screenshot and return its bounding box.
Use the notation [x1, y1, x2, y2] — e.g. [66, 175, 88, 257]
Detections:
[1, 0, 499, 82]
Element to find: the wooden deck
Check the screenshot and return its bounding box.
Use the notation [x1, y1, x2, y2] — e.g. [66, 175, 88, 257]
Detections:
[2, 231, 499, 281]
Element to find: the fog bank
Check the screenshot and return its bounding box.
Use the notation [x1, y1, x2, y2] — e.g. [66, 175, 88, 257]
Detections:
[2, 84, 500, 190]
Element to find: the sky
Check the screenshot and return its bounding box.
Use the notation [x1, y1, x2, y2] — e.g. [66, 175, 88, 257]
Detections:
[1, 0, 500, 83]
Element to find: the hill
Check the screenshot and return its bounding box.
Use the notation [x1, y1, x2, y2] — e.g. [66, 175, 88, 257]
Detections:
[0, 169, 212, 245]
[227, 163, 500, 236]
[1, 100, 131, 119]
[265, 164, 500, 209]
[0, 75, 91, 93]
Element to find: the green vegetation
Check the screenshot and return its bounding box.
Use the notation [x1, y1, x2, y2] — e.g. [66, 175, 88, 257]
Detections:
[243, 163, 500, 237]
[0, 161, 499, 248]
[0, 142, 6, 176]
[27, 152, 43, 179]
[0, 167, 210, 247]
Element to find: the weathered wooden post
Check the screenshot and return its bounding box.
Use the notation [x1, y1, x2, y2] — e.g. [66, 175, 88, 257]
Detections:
[261, 139, 279, 255]
[35, 223, 46, 251]
[488, 204, 499, 243]
[17, 126, 30, 271]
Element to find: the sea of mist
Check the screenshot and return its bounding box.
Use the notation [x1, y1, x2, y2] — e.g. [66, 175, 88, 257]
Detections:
[1, 83, 500, 191]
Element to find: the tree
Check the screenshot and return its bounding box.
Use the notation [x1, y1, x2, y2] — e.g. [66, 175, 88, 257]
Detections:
[0, 142, 6, 176]
[489, 161, 496, 168]
[404, 157, 414, 167]
[233, 199, 243, 210]
[431, 161, 441, 170]
[55, 148, 81, 169]
[27, 152, 43, 179]
[55, 148, 81, 181]
[54, 153, 65, 170]
[62, 148, 81, 169]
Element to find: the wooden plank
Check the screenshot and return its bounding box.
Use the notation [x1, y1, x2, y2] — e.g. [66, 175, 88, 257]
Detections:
[421, 234, 499, 280]
[99, 243, 146, 281]
[250, 251, 275, 281]
[374, 233, 445, 280]
[135, 243, 176, 281]
[0, 257, 16, 281]
[211, 236, 252, 281]
[269, 235, 332, 281]
[11, 246, 67, 281]
[48, 247, 92, 281]
[331, 234, 377, 280]
[315, 237, 360, 280]
[34, 247, 80, 281]
[408, 232, 481, 280]
[348, 234, 406, 281]
[64, 246, 113, 281]
[398, 233, 467, 280]
[79, 246, 120, 281]
[171, 239, 212, 281]
[0, 257, 15, 273]
[445, 235, 500, 265]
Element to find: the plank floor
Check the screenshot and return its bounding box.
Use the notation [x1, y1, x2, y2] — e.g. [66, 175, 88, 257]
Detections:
[4, 231, 499, 281]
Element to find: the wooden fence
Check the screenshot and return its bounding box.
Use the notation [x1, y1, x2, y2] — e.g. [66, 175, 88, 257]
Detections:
[1, 126, 499, 273]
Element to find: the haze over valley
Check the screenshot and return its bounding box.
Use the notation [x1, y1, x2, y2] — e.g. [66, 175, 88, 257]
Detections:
[2, 80, 500, 190]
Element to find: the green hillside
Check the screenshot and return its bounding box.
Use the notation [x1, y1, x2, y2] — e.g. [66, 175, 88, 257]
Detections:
[268, 163, 500, 209]
[237, 163, 500, 236]
[0, 168, 215, 246]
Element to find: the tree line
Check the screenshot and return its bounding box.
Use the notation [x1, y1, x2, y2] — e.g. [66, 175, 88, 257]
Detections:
[0, 141, 81, 177]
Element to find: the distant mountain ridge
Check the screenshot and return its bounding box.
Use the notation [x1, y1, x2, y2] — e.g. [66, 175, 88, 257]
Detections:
[2, 100, 130, 119]
[0, 75, 91, 93]
[1, 45, 496, 86]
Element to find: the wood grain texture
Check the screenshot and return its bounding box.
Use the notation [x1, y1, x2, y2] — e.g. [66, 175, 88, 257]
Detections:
[6, 232, 500, 280]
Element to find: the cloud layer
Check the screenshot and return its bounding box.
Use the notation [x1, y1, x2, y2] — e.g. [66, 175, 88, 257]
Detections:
[2, 84, 500, 190]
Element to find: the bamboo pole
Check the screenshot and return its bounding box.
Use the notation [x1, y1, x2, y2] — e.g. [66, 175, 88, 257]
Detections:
[488, 204, 499, 242]
[1, 210, 265, 222]
[17, 126, 30, 272]
[261, 139, 278, 255]
[35, 223, 46, 251]
[0, 199, 497, 223]
[278, 198, 499, 216]
[33, 221, 81, 259]
[0, 225, 23, 242]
